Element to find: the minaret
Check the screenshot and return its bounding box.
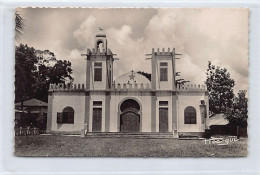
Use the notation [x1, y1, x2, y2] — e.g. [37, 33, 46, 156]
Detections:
[85, 28, 114, 90]
[151, 48, 176, 91]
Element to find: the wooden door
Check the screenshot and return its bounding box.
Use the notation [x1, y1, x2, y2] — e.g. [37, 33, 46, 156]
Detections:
[120, 111, 140, 132]
[92, 108, 102, 132]
[159, 108, 168, 132]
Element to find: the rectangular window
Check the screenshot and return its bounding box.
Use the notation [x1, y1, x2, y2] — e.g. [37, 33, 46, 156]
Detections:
[94, 62, 102, 81]
[93, 101, 102, 106]
[160, 62, 168, 81]
[159, 101, 168, 106]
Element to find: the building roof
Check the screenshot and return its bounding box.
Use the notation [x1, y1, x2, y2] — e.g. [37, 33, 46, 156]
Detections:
[114, 71, 151, 85]
[15, 108, 28, 113]
[208, 114, 229, 126]
[15, 98, 48, 107]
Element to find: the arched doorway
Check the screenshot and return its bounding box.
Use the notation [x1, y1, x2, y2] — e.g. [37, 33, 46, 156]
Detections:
[119, 99, 141, 132]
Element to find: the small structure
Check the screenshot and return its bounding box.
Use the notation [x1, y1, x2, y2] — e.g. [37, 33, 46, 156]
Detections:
[15, 98, 48, 131]
[208, 114, 247, 137]
[208, 114, 229, 126]
[208, 114, 230, 135]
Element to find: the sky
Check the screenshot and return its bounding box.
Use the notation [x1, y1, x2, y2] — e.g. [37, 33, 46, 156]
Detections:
[17, 8, 249, 94]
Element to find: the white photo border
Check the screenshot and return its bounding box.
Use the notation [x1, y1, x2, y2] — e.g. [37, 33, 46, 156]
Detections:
[0, 1, 259, 175]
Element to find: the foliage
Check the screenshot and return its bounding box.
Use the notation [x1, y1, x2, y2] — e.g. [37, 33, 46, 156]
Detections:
[15, 44, 38, 102]
[15, 11, 24, 40]
[205, 61, 235, 114]
[137, 71, 151, 81]
[226, 90, 248, 127]
[15, 44, 74, 102]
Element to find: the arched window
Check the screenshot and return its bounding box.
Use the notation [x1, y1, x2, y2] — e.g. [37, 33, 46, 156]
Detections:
[57, 106, 74, 124]
[184, 106, 196, 124]
[97, 40, 104, 49]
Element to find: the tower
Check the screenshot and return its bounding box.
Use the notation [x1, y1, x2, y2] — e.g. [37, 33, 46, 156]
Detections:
[85, 30, 114, 90]
[151, 48, 176, 91]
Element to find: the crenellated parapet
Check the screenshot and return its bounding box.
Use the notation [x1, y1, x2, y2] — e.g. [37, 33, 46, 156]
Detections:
[48, 82, 207, 93]
[112, 83, 152, 91]
[85, 47, 113, 56]
[48, 83, 85, 92]
[176, 83, 207, 91]
[152, 48, 175, 56]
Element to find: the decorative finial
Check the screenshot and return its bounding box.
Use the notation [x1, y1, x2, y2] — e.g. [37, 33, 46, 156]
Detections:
[129, 70, 135, 80]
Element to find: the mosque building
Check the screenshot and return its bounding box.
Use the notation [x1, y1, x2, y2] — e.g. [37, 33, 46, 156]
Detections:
[47, 30, 209, 138]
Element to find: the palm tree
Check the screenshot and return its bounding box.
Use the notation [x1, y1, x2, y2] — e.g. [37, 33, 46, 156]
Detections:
[15, 11, 24, 40]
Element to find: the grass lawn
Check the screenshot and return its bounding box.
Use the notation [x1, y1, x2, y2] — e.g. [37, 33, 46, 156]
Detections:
[14, 135, 247, 157]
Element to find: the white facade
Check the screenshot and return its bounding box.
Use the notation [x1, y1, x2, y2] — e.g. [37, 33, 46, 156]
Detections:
[47, 32, 209, 138]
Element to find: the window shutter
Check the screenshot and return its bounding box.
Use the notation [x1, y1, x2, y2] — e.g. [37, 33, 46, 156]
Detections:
[160, 68, 168, 81]
[68, 112, 74, 124]
[57, 112, 63, 124]
[184, 106, 197, 124]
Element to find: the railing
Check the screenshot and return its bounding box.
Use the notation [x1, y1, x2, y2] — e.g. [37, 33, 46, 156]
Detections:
[49, 83, 207, 92]
[15, 127, 44, 136]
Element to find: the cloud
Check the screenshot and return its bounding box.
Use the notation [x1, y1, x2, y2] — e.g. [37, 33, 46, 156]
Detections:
[73, 15, 97, 48]
[19, 8, 249, 94]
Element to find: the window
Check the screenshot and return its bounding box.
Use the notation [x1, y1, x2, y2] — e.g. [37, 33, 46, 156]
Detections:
[184, 106, 196, 124]
[94, 62, 102, 81]
[57, 106, 74, 124]
[97, 40, 104, 49]
[159, 101, 168, 106]
[160, 62, 168, 81]
[93, 101, 102, 106]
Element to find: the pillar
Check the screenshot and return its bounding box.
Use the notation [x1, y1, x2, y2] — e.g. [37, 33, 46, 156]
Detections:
[46, 92, 53, 133]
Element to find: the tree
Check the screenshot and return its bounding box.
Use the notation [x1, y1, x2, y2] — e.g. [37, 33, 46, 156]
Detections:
[15, 44, 38, 102]
[15, 44, 74, 102]
[225, 90, 248, 138]
[15, 11, 24, 40]
[205, 61, 235, 114]
[226, 90, 248, 127]
[137, 71, 151, 81]
[33, 59, 73, 101]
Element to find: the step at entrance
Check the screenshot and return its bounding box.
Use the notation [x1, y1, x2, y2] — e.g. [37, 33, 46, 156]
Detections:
[85, 132, 174, 139]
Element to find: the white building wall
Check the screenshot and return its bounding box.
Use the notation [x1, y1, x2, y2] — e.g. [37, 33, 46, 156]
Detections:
[90, 58, 107, 90]
[177, 93, 206, 133]
[49, 91, 208, 134]
[51, 94, 85, 132]
[141, 95, 152, 132]
[155, 59, 173, 90]
[109, 94, 118, 132]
